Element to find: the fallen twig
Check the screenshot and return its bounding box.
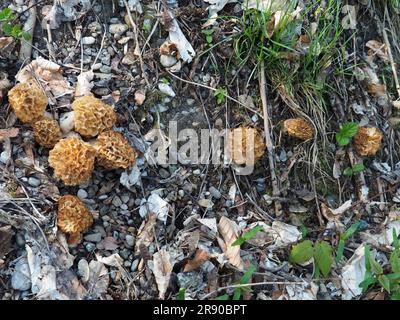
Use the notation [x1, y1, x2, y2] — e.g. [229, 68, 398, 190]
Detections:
[19, 0, 36, 62]
[258, 61, 282, 216]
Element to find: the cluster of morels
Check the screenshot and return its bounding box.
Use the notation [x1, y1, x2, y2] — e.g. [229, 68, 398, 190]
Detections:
[8, 81, 137, 245]
[6, 81, 383, 245]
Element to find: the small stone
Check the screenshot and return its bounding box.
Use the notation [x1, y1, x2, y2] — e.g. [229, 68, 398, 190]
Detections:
[28, 177, 41, 187]
[159, 168, 170, 179]
[11, 258, 31, 291]
[178, 190, 184, 197]
[77, 189, 88, 200]
[160, 54, 177, 68]
[112, 196, 123, 207]
[158, 83, 176, 97]
[209, 186, 221, 199]
[125, 235, 134, 248]
[100, 65, 112, 73]
[82, 36, 96, 45]
[86, 243, 96, 252]
[0, 151, 10, 164]
[92, 63, 102, 70]
[134, 90, 146, 106]
[77, 259, 90, 283]
[119, 248, 130, 259]
[193, 169, 201, 175]
[15, 233, 25, 247]
[120, 204, 128, 210]
[113, 231, 119, 240]
[121, 194, 130, 203]
[84, 233, 102, 243]
[109, 24, 128, 35]
[130, 259, 139, 272]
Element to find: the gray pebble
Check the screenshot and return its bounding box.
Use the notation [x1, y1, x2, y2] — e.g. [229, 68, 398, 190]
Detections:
[119, 248, 130, 260]
[86, 243, 96, 252]
[121, 194, 130, 203]
[0, 151, 10, 164]
[193, 169, 201, 175]
[28, 177, 41, 187]
[159, 168, 170, 179]
[11, 258, 31, 291]
[131, 259, 139, 272]
[100, 65, 112, 73]
[113, 231, 119, 240]
[15, 233, 25, 247]
[125, 235, 135, 248]
[112, 196, 122, 207]
[82, 36, 96, 45]
[109, 24, 128, 35]
[84, 233, 102, 243]
[209, 186, 221, 199]
[77, 189, 88, 200]
[120, 204, 128, 210]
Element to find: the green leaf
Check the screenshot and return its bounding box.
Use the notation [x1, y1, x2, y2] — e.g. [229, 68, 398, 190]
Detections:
[369, 255, 383, 275]
[390, 251, 400, 274]
[341, 222, 361, 241]
[365, 244, 372, 272]
[391, 291, 400, 300]
[21, 31, 32, 41]
[336, 122, 359, 146]
[352, 163, 365, 173]
[359, 274, 377, 293]
[206, 35, 213, 44]
[215, 294, 229, 300]
[232, 288, 241, 300]
[2, 23, 12, 35]
[0, 8, 13, 20]
[178, 288, 185, 300]
[289, 240, 314, 264]
[240, 264, 256, 284]
[214, 88, 226, 105]
[336, 239, 345, 263]
[393, 228, 399, 252]
[300, 224, 308, 239]
[378, 274, 391, 293]
[232, 225, 264, 246]
[314, 241, 333, 278]
[343, 167, 353, 177]
[386, 272, 400, 281]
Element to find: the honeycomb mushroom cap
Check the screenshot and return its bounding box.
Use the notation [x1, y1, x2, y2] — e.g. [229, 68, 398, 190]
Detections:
[32, 117, 62, 148]
[49, 137, 96, 185]
[354, 127, 383, 156]
[283, 118, 315, 141]
[8, 82, 48, 124]
[57, 195, 93, 245]
[95, 130, 137, 170]
[228, 127, 265, 165]
[72, 96, 117, 138]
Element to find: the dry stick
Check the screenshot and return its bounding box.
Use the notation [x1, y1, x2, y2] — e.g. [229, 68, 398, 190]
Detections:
[258, 60, 281, 217]
[19, 0, 36, 62]
[123, 0, 150, 87]
[382, 26, 400, 98]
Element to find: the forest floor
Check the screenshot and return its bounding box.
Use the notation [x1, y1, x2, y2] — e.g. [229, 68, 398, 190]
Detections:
[1, 0, 400, 300]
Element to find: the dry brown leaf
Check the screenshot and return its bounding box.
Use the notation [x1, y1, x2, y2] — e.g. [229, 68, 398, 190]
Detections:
[183, 249, 209, 272]
[134, 90, 146, 106]
[153, 249, 174, 300]
[321, 200, 352, 223]
[16, 57, 74, 98]
[135, 214, 156, 254]
[218, 216, 244, 270]
[0, 128, 19, 141]
[0, 37, 15, 57]
[368, 83, 387, 97]
[366, 40, 389, 62]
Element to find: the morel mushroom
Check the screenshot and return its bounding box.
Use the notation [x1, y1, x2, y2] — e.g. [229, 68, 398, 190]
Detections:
[228, 127, 265, 165]
[32, 117, 62, 148]
[353, 127, 383, 156]
[7, 82, 48, 124]
[57, 195, 93, 246]
[95, 130, 136, 170]
[49, 137, 96, 185]
[283, 118, 315, 141]
[72, 96, 116, 138]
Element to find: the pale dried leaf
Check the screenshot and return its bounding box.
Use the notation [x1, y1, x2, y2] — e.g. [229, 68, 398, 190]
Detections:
[135, 214, 156, 254]
[0, 128, 19, 141]
[153, 249, 174, 299]
[321, 200, 352, 223]
[218, 216, 243, 270]
[366, 40, 389, 62]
